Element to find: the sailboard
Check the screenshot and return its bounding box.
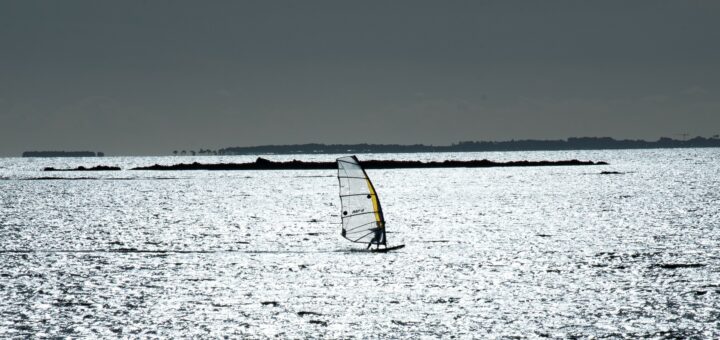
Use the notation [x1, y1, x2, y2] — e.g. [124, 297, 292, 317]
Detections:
[336, 156, 405, 252]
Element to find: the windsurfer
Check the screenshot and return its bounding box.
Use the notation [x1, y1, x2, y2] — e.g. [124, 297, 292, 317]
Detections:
[366, 222, 385, 249]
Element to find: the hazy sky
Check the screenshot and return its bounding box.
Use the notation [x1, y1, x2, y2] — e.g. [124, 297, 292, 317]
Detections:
[1, 1, 719, 156]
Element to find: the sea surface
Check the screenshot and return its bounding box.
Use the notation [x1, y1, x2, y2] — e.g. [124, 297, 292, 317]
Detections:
[1, 149, 718, 338]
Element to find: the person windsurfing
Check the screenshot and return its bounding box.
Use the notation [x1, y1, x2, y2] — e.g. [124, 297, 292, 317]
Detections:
[366, 221, 385, 249]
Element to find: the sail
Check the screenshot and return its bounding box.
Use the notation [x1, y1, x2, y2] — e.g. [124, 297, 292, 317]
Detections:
[336, 156, 387, 245]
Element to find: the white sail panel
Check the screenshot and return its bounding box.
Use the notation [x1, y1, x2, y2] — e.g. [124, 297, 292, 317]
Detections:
[337, 156, 386, 245]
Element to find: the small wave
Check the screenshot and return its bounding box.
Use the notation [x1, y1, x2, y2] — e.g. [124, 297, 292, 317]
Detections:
[23, 177, 133, 181]
[582, 171, 634, 176]
[0, 248, 352, 255]
[298, 311, 323, 317]
[653, 263, 706, 269]
[0, 249, 218, 254]
[21, 177, 183, 181]
[392, 320, 419, 326]
[308, 320, 328, 327]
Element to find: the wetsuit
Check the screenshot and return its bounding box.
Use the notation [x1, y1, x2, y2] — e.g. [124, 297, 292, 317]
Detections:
[367, 225, 384, 249]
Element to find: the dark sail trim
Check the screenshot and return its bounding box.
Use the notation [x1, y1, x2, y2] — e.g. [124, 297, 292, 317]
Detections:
[353, 156, 386, 224]
[354, 155, 386, 245]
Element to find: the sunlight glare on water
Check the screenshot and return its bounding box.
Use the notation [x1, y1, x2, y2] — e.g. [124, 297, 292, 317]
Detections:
[1, 149, 719, 338]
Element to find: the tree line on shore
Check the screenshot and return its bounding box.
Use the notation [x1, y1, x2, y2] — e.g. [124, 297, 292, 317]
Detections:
[175, 136, 720, 156]
[172, 149, 219, 156]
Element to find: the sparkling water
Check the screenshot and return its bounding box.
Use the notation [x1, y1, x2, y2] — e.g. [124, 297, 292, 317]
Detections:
[1, 149, 718, 338]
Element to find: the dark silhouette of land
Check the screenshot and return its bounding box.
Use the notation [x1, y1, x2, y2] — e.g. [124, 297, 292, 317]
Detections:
[211, 136, 720, 155]
[23, 151, 104, 157]
[130, 157, 607, 171]
[44, 165, 120, 171]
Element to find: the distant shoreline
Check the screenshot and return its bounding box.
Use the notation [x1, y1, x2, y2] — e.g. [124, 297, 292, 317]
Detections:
[211, 137, 720, 155]
[22, 151, 104, 157]
[16, 137, 720, 158]
[43, 158, 608, 171]
[137, 158, 607, 171]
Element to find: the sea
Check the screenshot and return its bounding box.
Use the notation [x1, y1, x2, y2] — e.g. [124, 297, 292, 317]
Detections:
[1, 149, 718, 338]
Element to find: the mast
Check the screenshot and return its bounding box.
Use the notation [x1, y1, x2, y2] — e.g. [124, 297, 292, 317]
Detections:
[353, 155, 386, 244]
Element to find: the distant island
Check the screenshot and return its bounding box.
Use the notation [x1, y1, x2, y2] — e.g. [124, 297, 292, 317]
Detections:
[41, 158, 606, 172]
[44, 165, 120, 171]
[130, 157, 607, 171]
[177, 136, 720, 156]
[22, 151, 105, 157]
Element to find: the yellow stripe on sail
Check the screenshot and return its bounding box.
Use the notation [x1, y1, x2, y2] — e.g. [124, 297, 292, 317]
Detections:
[365, 178, 383, 227]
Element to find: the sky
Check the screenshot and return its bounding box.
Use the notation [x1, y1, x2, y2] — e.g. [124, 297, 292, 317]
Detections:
[1, 1, 719, 156]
